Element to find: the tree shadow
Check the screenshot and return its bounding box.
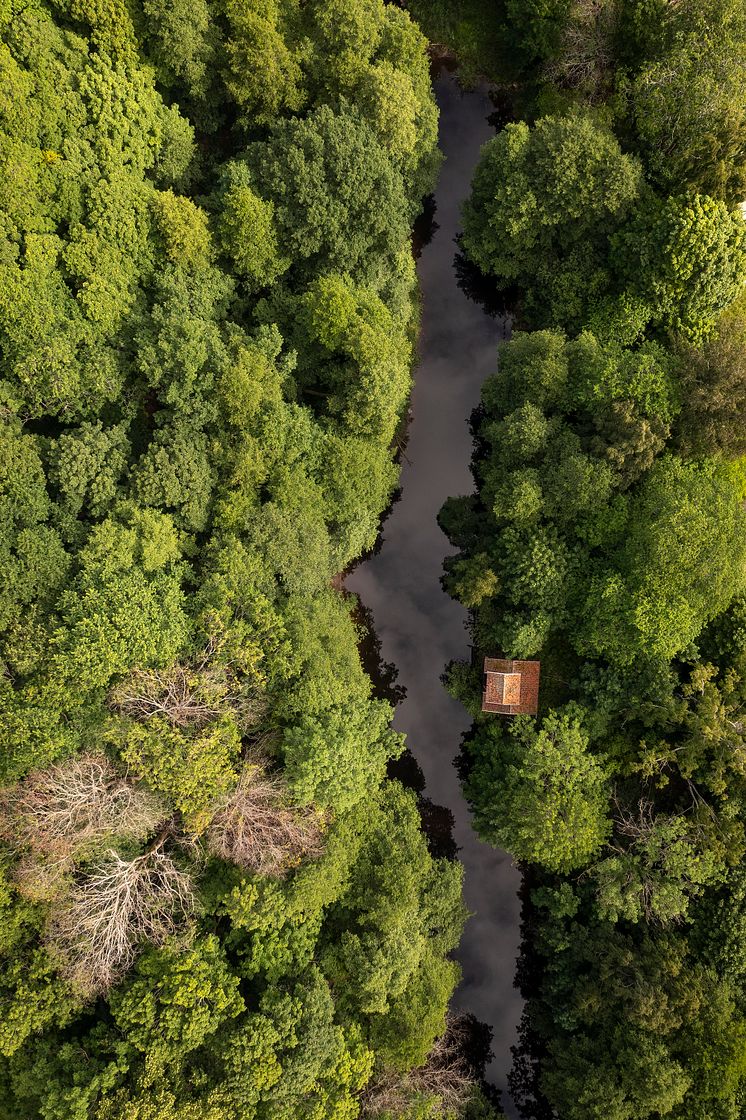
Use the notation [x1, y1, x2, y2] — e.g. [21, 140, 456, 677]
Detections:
[413, 192, 439, 259]
[454, 248, 518, 330]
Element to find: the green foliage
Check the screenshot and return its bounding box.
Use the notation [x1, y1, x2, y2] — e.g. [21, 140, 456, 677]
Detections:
[466, 712, 610, 871]
[0, 422, 71, 634]
[0, 5, 463, 1118]
[110, 936, 244, 1067]
[595, 811, 725, 924]
[613, 194, 746, 343]
[675, 295, 746, 458]
[462, 113, 643, 328]
[321, 784, 465, 1069]
[503, 0, 573, 67]
[132, 421, 214, 532]
[140, 0, 214, 98]
[117, 715, 241, 834]
[0, 946, 81, 1059]
[216, 162, 288, 288]
[51, 510, 189, 690]
[282, 698, 404, 812]
[222, 0, 306, 125]
[406, 0, 507, 84]
[246, 105, 411, 282]
[578, 457, 746, 667]
[305, 0, 386, 94]
[295, 271, 413, 444]
[46, 422, 130, 533]
[628, 32, 746, 203]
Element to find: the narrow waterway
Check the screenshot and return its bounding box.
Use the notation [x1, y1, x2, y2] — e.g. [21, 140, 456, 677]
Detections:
[345, 71, 522, 1113]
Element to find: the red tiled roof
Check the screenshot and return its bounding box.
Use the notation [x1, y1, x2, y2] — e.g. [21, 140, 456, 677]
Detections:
[482, 657, 540, 715]
[485, 671, 521, 706]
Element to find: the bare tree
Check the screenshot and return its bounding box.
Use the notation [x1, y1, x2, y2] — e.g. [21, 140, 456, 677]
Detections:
[109, 639, 268, 733]
[608, 794, 710, 848]
[362, 1015, 476, 1116]
[45, 844, 195, 996]
[206, 760, 324, 877]
[544, 0, 618, 97]
[609, 794, 657, 846]
[0, 754, 165, 859]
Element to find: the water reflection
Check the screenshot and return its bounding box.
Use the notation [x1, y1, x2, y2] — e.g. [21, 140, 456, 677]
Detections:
[413, 193, 439, 259]
[344, 70, 522, 1115]
[454, 250, 520, 321]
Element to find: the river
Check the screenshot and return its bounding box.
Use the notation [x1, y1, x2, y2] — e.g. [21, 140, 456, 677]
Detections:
[344, 70, 523, 1115]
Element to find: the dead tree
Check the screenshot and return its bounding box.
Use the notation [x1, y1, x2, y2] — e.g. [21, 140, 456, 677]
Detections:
[544, 0, 618, 97]
[206, 760, 324, 877]
[110, 652, 268, 733]
[45, 844, 195, 996]
[362, 1015, 476, 1116]
[0, 753, 165, 859]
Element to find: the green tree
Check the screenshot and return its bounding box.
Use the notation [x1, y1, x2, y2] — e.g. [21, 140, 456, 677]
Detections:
[46, 421, 130, 538]
[110, 936, 244, 1072]
[629, 32, 746, 203]
[504, 0, 573, 67]
[594, 809, 725, 924]
[0, 420, 70, 633]
[246, 105, 411, 282]
[543, 1028, 690, 1120]
[282, 697, 404, 812]
[305, 0, 385, 95]
[462, 114, 643, 328]
[50, 509, 189, 690]
[675, 295, 746, 458]
[578, 456, 746, 667]
[466, 711, 610, 871]
[132, 420, 214, 533]
[140, 0, 215, 97]
[0, 3, 465, 1115]
[222, 0, 306, 124]
[321, 784, 465, 1069]
[613, 193, 746, 343]
[216, 162, 288, 288]
[117, 715, 241, 834]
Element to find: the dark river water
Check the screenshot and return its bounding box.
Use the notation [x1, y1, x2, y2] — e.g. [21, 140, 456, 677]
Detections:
[345, 71, 522, 1114]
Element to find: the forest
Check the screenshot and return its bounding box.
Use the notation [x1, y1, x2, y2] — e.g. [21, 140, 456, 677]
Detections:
[5, 0, 745, 1117]
[0, 2, 503, 1117]
[421, 0, 746, 1117]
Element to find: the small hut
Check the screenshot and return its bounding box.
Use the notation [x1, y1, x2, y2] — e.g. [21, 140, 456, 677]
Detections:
[481, 657, 540, 716]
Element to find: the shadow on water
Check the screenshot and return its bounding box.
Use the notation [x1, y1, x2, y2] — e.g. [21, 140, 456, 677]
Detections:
[507, 874, 557, 1120]
[344, 70, 523, 1116]
[349, 594, 459, 863]
[413, 193, 439, 259]
[454, 250, 521, 322]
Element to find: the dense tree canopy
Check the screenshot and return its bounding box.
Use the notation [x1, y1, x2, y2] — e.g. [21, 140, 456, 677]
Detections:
[0, 2, 494, 1118]
[461, 113, 643, 329]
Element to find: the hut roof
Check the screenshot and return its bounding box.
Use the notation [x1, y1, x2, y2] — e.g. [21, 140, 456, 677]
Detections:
[482, 657, 540, 716]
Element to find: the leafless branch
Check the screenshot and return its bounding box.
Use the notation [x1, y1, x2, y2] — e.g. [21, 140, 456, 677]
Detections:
[0, 754, 165, 859]
[362, 1015, 476, 1116]
[110, 653, 267, 733]
[206, 760, 324, 876]
[544, 0, 618, 97]
[45, 845, 195, 996]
